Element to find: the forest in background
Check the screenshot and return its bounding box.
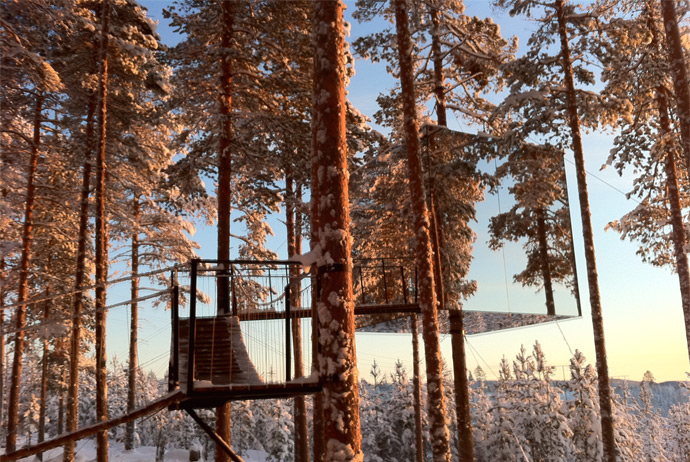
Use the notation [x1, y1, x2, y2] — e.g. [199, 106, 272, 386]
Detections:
[5, 0, 690, 461]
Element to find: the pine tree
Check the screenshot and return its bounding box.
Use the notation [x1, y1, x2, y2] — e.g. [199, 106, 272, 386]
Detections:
[638, 371, 669, 461]
[566, 350, 603, 462]
[493, 1, 617, 458]
[311, 0, 364, 458]
[390, 0, 452, 459]
[611, 382, 643, 461]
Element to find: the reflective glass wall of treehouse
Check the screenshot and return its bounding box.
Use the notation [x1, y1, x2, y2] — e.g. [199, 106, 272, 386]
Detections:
[354, 126, 582, 335]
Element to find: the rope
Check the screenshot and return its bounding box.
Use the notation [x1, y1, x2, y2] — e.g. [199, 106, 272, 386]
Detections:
[0, 264, 184, 312]
[0, 289, 172, 337]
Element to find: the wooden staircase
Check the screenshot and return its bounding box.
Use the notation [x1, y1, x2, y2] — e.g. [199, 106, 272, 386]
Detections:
[178, 315, 262, 391]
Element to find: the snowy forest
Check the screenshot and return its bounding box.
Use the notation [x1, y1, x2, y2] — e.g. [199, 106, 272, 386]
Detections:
[4, 0, 690, 461]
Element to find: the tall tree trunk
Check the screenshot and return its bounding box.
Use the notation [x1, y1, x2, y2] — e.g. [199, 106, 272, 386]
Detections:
[429, 4, 447, 128]
[216, 0, 234, 459]
[6, 92, 43, 453]
[536, 208, 556, 315]
[94, 1, 111, 460]
[660, 0, 690, 182]
[554, 2, 615, 460]
[310, 62, 324, 459]
[64, 104, 94, 462]
[656, 85, 690, 364]
[428, 4, 475, 458]
[38, 288, 51, 462]
[659, 0, 690, 367]
[410, 314, 424, 462]
[286, 176, 309, 462]
[125, 198, 140, 451]
[312, 0, 363, 459]
[310, 140, 324, 460]
[393, 1, 452, 460]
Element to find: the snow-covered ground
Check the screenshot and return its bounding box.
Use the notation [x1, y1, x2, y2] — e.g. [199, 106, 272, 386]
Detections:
[12, 440, 269, 462]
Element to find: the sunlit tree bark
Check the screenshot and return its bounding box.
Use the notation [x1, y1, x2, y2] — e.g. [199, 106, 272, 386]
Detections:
[393, 0, 452, 460]
[554, 1, 615, 459]
[312, 0, 363, 459]
[94, 1, 111, 460]
[6, 92, 43, 454]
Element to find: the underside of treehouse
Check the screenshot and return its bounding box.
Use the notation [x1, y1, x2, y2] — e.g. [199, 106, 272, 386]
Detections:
[168, 258, 578, 408]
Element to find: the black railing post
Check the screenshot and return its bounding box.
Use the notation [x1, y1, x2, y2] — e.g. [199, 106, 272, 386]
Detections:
[400, 266, 408, 304]
[381, 258, 389, 303]
[285, 284, 292, 382]
[169, 283, 180, 392]
[231, 265, 238, 317]
[188, 258, 199, 394]
[358, 266, 365, 305]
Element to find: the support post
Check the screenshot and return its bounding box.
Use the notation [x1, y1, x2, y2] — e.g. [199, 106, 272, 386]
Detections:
[169, 284, 180, 392]
[183, 408, 245, 462]
[188, 259, 199, 394]
[285, 284, 292, 382]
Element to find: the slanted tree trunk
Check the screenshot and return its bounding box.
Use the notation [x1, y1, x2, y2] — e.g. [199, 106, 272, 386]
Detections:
[286, 176, 309, 462]
[660, 0, 690, 182]
[660, 96, 690, 362]
[536, 208, 556, 315]
[428, 4, 475, 458]
[6, 92, 43, 454]
[655, 81, 690, 364]
[554, 1, 615, 460]
[312, 0, 363, 459]
[393, 1, 452, 460]
[94, 1, 111, 460]
[216, 1, 234, 459]
[659, 0, 690, 367]
[125, 198, 140, 451]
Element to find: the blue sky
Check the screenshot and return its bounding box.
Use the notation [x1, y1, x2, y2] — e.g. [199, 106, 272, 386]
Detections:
[119, 0, 690, 384]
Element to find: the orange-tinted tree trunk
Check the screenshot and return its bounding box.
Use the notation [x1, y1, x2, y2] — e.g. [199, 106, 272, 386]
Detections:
[216, 1, 234, 459]
[6, 92, 43, 454]
[660, 0, 690, 182]
[94, 2, 111, 461]
[428, 4, 475, 458]
[125, 198, 140, 451]
[312, 0, 363, 459]
[554, 1, 615, 460]
[64, 112, 94, 462]
[659, 0, 690, 369]
[286, 176, 309, 462]
[393, 0, 452, 460]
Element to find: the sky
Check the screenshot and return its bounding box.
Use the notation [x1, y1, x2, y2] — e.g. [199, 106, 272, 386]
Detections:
[114, 0, 690, 385]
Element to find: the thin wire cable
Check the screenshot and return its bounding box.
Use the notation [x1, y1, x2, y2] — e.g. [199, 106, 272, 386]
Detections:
[465, 335, 499, 380]
[1, 289, 172, 337]
[493, 157, 512, 314]
[0, 264, 183, 311]
[564, 157, 641, 205]
[554, 318, 574, 356]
